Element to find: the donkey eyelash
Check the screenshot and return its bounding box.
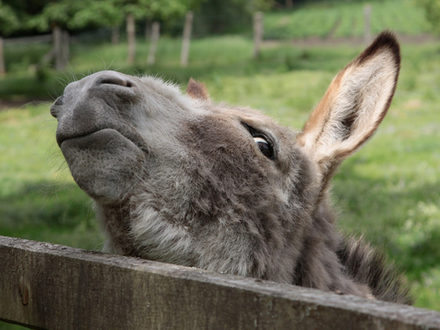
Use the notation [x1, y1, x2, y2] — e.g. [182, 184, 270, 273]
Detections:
[241, 122, 276, 160]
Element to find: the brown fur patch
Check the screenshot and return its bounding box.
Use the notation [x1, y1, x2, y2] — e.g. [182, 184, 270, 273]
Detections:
[299, 73, 343, 147]
[186, 78, 210, 101]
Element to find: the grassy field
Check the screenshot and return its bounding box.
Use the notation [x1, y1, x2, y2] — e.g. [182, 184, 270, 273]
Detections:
[264, 0, 430, 39]
[0, 32, 439, 317]
[0, 35, 362, 101]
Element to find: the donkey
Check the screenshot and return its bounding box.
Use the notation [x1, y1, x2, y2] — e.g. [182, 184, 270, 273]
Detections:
[51, 32, 410, 304]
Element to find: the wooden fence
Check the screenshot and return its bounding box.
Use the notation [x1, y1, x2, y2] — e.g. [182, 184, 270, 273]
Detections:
[1, 235, 439, 329]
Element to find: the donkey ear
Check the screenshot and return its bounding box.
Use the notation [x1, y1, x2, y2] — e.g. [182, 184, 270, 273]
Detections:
[298, 32, 400, 179]
[187, 78, 210, 101]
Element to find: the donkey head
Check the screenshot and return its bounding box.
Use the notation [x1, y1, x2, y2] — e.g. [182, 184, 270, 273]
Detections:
[52, 32, 403, 300]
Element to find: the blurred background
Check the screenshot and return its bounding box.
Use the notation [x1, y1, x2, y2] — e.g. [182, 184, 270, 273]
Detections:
[0, 0, 439, 319]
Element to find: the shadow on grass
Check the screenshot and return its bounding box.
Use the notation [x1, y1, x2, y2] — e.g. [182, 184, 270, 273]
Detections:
[0, 180, 103, 329]
[0, 180, 103, 251]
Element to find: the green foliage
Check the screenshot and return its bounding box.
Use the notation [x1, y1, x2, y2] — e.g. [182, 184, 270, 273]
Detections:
[29, 0, 81, 30]
[418, 0, 440, 34]
[254, 0, 275, 11]
[193, 0, 257, 35]
[0, 1, 19, 35]
[27, 0, 197, 33]
[70, 0, 123, 29]
[139, 0, 187, 20]
[122, 0, 195, 21]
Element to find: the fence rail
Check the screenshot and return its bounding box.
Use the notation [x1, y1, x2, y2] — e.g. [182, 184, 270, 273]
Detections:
[1, 235, 439, 329]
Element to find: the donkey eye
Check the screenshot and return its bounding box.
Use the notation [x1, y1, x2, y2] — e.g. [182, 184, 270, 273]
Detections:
[241, 122, 276, 160]
[253, 136, 274, 160]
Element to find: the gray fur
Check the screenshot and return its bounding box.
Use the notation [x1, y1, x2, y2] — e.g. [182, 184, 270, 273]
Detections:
[51, 32, 410, 304]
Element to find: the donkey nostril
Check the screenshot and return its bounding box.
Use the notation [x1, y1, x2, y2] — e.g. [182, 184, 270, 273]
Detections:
[50, 96, 63, 118]
[98, 77, 133, 88]
[54, 95, 64, 106]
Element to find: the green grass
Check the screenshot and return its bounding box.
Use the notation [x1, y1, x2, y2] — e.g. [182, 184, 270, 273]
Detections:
[0, 35, 356, 101]
[0, 32, 439, 320]
[0, 104, 103, 250]
[264, 0, 430, 39]
[264, 5, 340, 39]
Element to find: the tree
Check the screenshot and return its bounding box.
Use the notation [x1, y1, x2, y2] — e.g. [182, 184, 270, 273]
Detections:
[141, 0, 188, 65]
[179, 0, 205, 67]
[70, 0, 124, 44]
[30, 0, 123, 69]
[123, 1, 144, 65]
[86, 0, 176, 65]
[29, 0, 82, 71]
[180, 11, 193, 67]
[121, 0, 191, 65]
[0, 1, 18, 75]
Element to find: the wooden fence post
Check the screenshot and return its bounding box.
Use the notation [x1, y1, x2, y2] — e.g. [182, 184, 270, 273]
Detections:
[127, 13, 136, 65]
[180, 11, 193, 67]
[53, 25, 63, 71]
[52, 25, 69, 71]
[145, 19, 151, 41]
[364, 4, 372, 44]
[147, 22, 160, 66]
[111, 26, 120, 44]
[61, 30, 69, 70]
[0, 37, 5, 76]
[253, 11, 263, 59]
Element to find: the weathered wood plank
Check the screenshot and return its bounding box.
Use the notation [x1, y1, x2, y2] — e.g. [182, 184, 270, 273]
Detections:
[0, 235, 439, 330]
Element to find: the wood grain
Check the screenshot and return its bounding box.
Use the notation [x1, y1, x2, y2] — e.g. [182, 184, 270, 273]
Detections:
[1, 235, 439, 329]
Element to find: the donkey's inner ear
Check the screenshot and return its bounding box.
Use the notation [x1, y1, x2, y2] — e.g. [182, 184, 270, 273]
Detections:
[298, 32, 400, 176]
[186, 78, 210, 101]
